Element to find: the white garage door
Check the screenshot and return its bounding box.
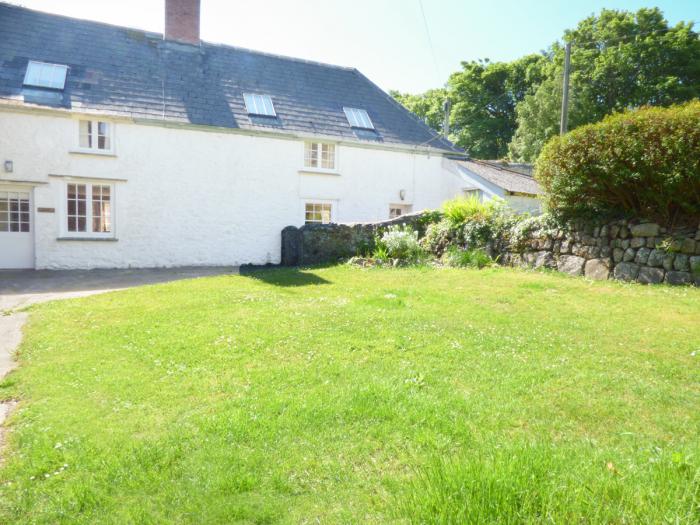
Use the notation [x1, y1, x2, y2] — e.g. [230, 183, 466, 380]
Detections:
[0, 189, 34, 269]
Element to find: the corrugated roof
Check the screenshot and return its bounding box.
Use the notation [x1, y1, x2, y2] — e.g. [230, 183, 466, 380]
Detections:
[0, 2, 458, 152]
[457, 160, 541, 195]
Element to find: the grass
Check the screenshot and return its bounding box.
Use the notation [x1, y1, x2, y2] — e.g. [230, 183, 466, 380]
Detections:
[0, 265, 699, 523]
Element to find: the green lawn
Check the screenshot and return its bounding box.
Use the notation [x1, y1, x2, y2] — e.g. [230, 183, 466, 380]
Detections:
[1, 265, 699, 523]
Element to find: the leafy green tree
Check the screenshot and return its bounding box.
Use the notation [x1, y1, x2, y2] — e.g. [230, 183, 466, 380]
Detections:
[392, 55, 545, 159]
[448, 55, 546, 158]
[510, 8, 700, 161]
[390, 88, 447, 134]
[393, 7, 700, 162]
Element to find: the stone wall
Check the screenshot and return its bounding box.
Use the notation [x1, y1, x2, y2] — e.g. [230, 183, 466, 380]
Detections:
[281, 213, 428, 266]
[281, 215, 700, 286]
[500, 220, 700, 286]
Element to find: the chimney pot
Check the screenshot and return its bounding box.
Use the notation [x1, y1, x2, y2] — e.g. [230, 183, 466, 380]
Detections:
[165, 0, 201, 45]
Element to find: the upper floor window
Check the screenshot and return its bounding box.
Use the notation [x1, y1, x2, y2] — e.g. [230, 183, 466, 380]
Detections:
[24, 60, 69, 90]
[66, 183, 113, 235]
[304, 142, 336, 170]
[79, 120, 113, 152]
[343, 107, 374, 129]
[244, 94, 276, 116]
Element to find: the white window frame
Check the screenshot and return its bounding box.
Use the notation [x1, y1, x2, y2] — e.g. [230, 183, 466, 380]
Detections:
[23, 60, 69, 90]
[74, 120, 115, 155]
[303, 200, 336, 225]
[0, 190, 31, 233]
[343, 107, 374, 129]
[59, 181, 116, 239]
[389, 204, 412, 219]
[243, 93, 276, 116]
[302, 142, 338, 173]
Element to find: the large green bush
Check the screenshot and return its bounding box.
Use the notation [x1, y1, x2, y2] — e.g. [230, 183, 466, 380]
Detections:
[535, 101, 700, 226]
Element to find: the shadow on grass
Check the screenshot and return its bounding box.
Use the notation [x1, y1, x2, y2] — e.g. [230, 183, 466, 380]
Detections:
[239, 265, 331, 287]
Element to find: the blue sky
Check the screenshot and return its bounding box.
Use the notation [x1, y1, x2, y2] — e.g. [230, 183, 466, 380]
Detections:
[9, 0, 700, 93]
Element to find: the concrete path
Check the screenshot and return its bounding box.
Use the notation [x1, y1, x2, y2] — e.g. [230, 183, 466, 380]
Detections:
[0, 266, 238, 460]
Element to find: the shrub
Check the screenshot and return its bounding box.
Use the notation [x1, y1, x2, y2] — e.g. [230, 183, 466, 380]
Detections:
[441, 196, 498, 226]
[421, 219, 463, 257]
[508, 213, 562, 250]
[374, 225, 427, 263]
[536, 101, 700, 226]
[442, 246, 493, 268]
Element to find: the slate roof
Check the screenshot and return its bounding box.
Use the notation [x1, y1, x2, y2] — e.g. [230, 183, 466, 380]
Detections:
[457, 160, 541, 195]
[0, 2, 457, 152]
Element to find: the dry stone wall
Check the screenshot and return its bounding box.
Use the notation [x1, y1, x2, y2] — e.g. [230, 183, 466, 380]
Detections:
[500, 220, 700, 286]
[281, 213, 428, 266]
[281, 216, 700, 286]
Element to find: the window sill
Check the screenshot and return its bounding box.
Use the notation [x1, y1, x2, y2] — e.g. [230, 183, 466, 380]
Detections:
[56, 237, 118, 242]
[298, 168, 340, 176]
[69, 149, 117, 158]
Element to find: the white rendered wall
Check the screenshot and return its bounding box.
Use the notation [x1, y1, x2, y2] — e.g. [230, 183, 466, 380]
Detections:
[0, 110, 463, 269]
[504, 194, 542, 215]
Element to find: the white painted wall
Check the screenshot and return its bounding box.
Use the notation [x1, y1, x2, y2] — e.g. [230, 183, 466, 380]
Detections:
[0, 110, 464, 269]
[504, 194, 542, 215]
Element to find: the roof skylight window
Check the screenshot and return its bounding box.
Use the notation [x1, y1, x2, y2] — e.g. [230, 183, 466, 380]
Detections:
[23, 60, 69, 90]
[243, 94, 276, 116]
[343, 107, 374, 129]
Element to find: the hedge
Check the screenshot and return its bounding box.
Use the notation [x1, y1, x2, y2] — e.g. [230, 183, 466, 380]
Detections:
[535, 101, 700, 226]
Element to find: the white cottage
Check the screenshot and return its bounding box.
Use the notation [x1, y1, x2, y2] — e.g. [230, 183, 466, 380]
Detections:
[0, 1, 536, 270]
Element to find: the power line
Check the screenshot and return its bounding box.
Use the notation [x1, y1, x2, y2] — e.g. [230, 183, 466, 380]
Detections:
[418, 0, 441, 83]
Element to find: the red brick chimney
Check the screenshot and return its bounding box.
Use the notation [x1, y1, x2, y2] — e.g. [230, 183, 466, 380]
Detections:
[164, 0, 200, 45]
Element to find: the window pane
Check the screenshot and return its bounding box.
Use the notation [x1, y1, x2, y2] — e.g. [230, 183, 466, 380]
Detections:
[344, 107, 373, 129]
[97, 122, 110, 150]
[0, 222, 7, 232]
[24, 61, 68, 89]
[91, 184, 112, 233]
[244, 94, 275, 116]
[67, 184, 87, 232]
[321, 144, 335, 169]
[307, 143, 318, 167]
[79, 121, 92, 148]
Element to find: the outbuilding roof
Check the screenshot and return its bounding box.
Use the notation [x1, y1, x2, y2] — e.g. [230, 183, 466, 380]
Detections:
[457, 160, 541, 195]
[0, 2, 457, 152]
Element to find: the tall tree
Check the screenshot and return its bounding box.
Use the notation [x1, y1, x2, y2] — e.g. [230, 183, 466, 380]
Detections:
[392, 54, 545, 158]
[393, 7, 700, 162]
[510, 8, 700, 161]
[390, 88, 448, 135]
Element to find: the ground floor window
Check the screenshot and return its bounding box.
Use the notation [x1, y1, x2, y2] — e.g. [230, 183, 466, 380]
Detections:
[305, 202, 333, 224]
[66, 182, 113, 235]
[0, 191, 30, 232]
[389, 204, 412, 219]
